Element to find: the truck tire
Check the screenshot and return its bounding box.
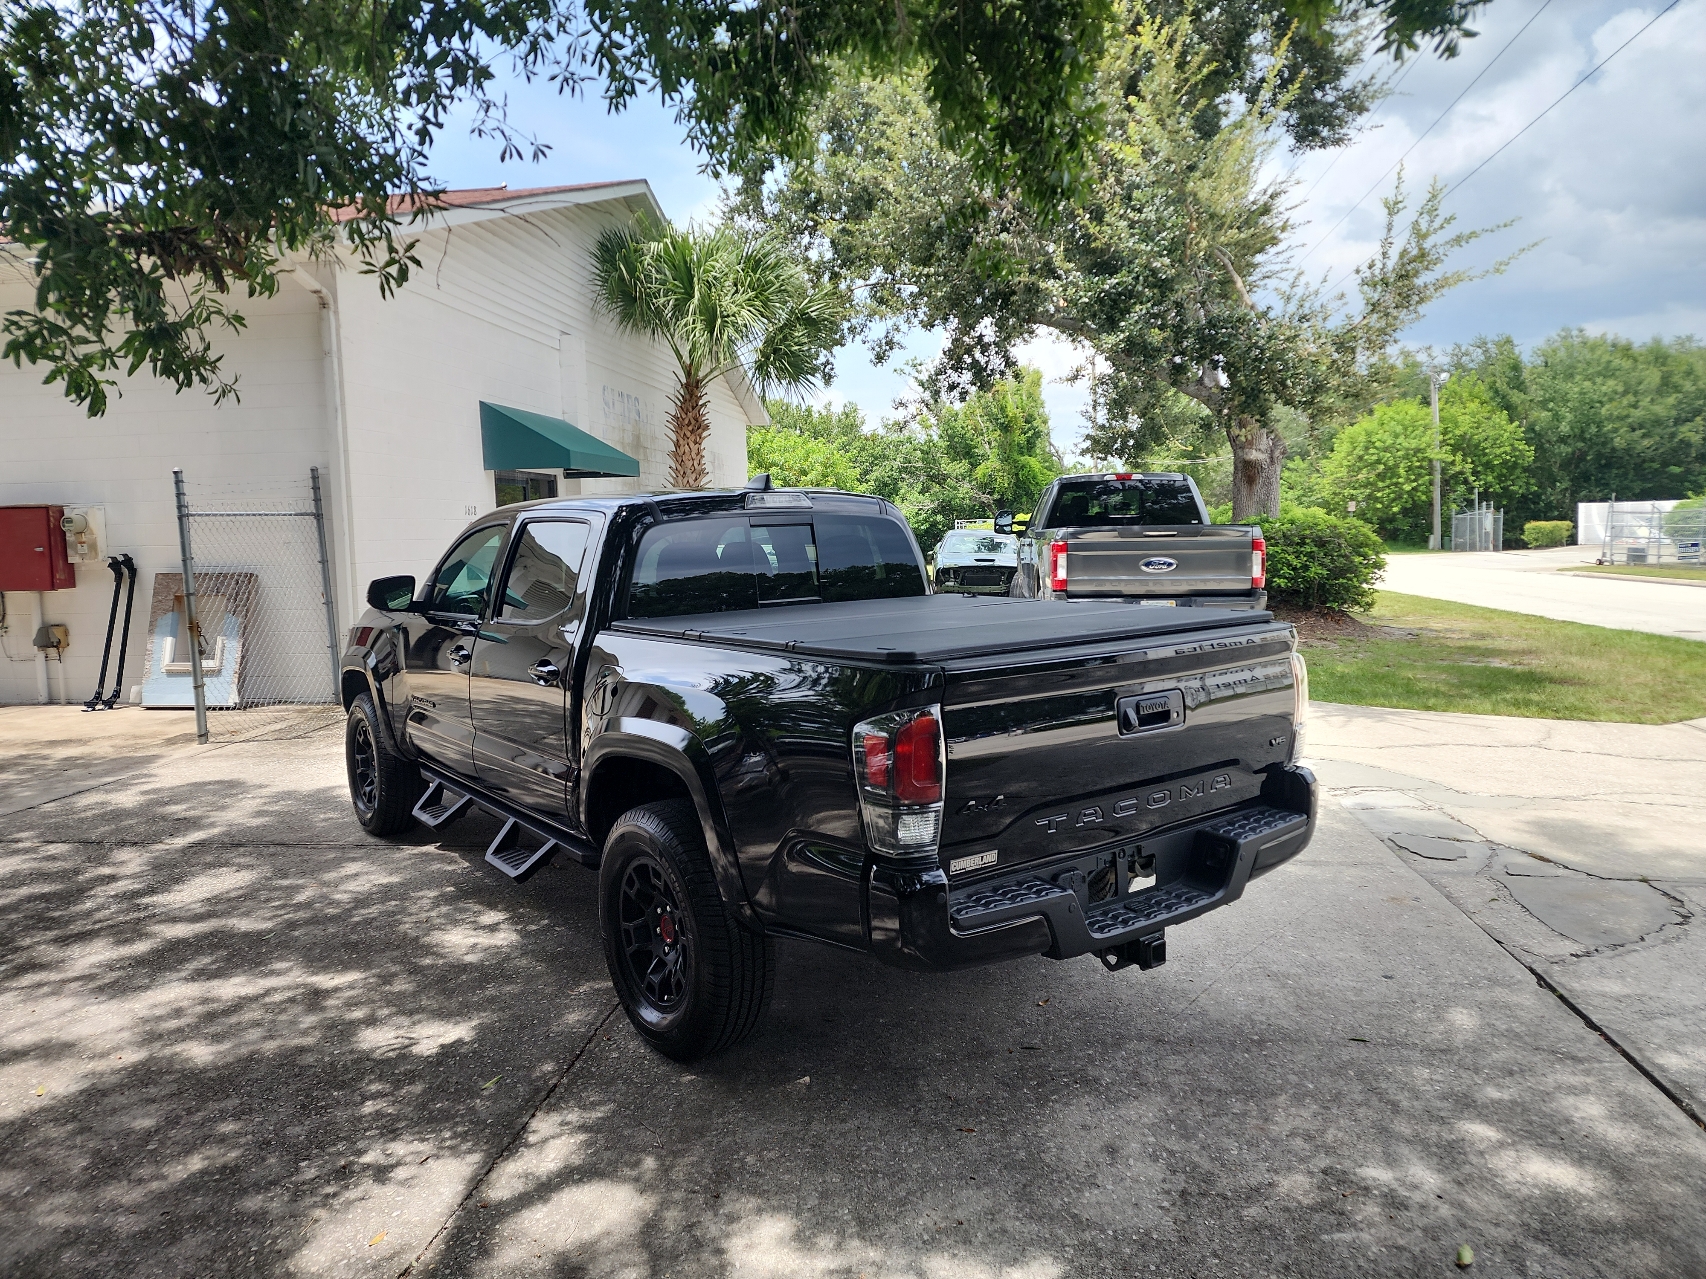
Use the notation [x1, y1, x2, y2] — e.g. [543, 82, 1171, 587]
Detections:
[345, 692, 421, 837]
[599, 800, 775, 1061]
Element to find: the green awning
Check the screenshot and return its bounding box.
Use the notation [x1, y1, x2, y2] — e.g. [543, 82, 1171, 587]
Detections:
[479, 401, 640, 478]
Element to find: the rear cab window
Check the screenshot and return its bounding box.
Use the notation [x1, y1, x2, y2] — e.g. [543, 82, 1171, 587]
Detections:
[1038, 477, 1206, 529]
[625, 509, 927, 619]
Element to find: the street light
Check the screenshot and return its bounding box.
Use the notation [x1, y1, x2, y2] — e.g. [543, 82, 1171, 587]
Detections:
[1429, 370, 1451, 550]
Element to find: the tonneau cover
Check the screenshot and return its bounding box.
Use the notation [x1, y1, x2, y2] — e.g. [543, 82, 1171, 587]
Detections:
[608, 594, 1272, 664]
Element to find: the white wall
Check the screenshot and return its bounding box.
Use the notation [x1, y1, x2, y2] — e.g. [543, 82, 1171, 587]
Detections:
[332, 198, 756, 604]
[0, 190, 760, 703]
[0, 277, 331, 706]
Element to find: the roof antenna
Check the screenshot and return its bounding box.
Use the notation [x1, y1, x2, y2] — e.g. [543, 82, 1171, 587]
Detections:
[744, 472, 773, 491]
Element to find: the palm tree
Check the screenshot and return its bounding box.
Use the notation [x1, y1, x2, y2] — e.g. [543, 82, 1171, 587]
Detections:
[591, 217, 843, 489]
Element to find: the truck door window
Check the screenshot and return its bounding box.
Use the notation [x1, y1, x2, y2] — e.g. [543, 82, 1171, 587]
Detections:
[499, 520, 591, 621]
[628, 517, 760, 617]
[427, 526, 505, 615]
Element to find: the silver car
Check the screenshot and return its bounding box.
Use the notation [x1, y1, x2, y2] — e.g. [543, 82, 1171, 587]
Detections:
[932, 528, 1019, 594]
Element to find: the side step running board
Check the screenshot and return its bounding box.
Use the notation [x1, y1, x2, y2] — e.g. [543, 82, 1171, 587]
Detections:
[484, 817, 560, 882]
[412, 761, 603, 877]
[413, 779, 474, 829]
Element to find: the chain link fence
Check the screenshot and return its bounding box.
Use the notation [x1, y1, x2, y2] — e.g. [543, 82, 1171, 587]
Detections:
[1450, 505, 1504, 552]
[162, 468, 341, 738]
[1588, 499, 1706, 567]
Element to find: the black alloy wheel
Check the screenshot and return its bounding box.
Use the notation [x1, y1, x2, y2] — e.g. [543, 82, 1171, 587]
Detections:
[344, 692, 422, 836]
[350, 715, 380, 816]
[617, 855, 691, 1017]
[599, 800, 775, 1061]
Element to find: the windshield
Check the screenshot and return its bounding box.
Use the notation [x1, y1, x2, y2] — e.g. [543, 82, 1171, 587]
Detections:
[626, 512, 927, 618]
[938, 532, 1013, 554]
[1039, 477, 1204, 528]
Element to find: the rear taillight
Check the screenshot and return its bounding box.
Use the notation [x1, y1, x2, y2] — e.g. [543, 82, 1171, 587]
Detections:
[852, 705, 945, 860]
[893, 712, 942, 803]
[1251, 537, 1267, 590]
[348, 626, 374, 649]
[1049, 540, 1069, 594]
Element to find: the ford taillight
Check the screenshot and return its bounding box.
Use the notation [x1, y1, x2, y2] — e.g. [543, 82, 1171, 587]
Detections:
[1049, 540, 1069, 594]
[851, 706, 945, 860]
[1251, 537, 1267, 590]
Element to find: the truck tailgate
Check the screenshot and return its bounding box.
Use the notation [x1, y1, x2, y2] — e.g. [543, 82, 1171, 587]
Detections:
[936, 617, 1297, 875]
[1057, 525, 1256, 597]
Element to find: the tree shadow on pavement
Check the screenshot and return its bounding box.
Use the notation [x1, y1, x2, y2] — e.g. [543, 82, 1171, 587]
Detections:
[0, 745, 614, 1279]
[416, 842, 1706, 1279]
[4, 741, 1706, 1279]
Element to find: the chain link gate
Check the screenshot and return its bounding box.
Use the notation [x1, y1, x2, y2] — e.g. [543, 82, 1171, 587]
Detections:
[1596, 499, 1706, 567]
[169, 467, 341, 742]
[1450, 504, 1504, 552]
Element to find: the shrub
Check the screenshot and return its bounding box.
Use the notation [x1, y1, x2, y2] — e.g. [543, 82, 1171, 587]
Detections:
[1522, 520, 1572, 548]
[1256, 506, 1386, 612]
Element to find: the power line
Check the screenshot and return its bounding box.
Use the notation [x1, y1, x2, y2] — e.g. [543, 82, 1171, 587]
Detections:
[1445, 0, 1684, 198]
[1292, 54, 1423, 201]
[1319, 0, 1685, 299]
[1295, 0, 1556, 266]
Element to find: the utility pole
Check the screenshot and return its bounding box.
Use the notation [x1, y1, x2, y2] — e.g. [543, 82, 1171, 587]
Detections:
[1429, 370, 1451, 551]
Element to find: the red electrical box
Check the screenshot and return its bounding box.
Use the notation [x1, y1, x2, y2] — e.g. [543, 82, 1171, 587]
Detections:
[0, 505, 77, 591]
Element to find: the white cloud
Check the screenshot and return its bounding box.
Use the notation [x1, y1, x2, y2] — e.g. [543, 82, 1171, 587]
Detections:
[1287, 0, 1706, 349]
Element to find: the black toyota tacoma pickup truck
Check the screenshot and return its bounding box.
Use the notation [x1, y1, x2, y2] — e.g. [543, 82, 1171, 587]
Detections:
[340, 481, 1316, 1060]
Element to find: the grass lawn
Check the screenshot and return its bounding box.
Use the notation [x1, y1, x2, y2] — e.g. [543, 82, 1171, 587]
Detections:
[1563, 563, 1706, 582]
[1302, 591, 1706, 723]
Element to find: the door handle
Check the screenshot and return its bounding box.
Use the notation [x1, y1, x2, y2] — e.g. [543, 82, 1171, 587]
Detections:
[449, 644, 472, 667]
[528, 659, 561, 686]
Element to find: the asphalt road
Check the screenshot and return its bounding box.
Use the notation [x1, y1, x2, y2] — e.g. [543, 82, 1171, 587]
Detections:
[1378, 546, 1706, 640]
[4, 706, 1705, 1278]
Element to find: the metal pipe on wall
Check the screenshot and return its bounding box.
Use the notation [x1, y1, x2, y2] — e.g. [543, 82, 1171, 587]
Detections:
[281, 263, 356, 628]
[31, 591, 48, 704]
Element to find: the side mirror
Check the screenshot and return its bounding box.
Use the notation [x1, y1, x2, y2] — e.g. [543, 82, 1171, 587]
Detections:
[993, 511, 1015, 535]
[367, 575, 416, 611]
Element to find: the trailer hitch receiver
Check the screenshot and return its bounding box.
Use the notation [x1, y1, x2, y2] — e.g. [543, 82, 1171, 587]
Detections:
[1098, 931, 1166, 973]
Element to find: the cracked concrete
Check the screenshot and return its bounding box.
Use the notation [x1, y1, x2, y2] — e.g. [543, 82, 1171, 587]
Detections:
[1309, 700, 1706, 1122]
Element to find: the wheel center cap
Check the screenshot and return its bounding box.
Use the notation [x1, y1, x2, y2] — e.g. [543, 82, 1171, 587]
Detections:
[658, 912, 676, 945]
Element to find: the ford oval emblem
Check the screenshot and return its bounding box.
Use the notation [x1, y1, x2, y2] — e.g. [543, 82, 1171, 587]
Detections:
[1139, 556, 1178, 573]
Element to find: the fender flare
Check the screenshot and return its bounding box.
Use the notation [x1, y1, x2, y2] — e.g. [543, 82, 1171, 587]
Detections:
[582, 721, 756, 928]
[340, 662, 416, 761]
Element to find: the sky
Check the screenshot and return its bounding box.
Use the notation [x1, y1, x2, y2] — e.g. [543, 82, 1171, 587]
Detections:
[427, 0, 1706, 457]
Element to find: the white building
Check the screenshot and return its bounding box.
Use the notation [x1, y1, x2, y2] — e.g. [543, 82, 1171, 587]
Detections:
[0, 181, 762, 706]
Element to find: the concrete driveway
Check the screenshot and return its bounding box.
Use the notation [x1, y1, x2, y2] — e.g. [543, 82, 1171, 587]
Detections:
[4, 705, 1705, 1278]
[1307, 701, 1706, 1123]
[1379, 546, 1706, 640]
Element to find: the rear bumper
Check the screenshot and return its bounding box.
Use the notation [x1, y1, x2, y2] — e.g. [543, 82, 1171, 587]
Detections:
[1058, 591, 1268, 610]
[865, 764, 1316, 971]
